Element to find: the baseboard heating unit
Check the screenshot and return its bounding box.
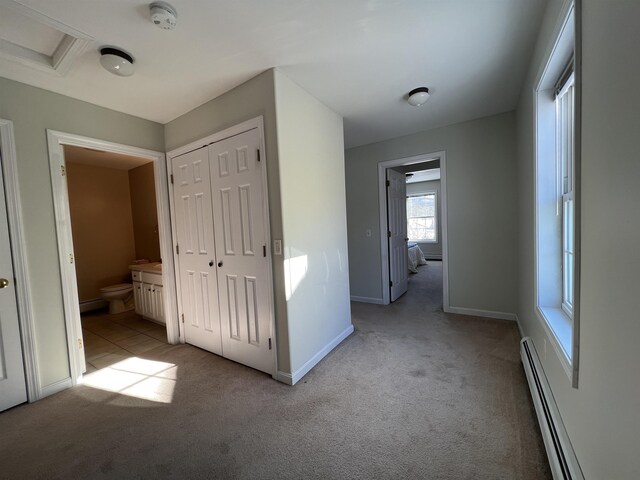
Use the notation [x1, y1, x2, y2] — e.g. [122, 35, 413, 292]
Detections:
[520, 337, 584, 480]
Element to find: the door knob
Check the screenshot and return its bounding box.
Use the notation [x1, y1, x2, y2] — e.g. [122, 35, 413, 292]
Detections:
[218, 261, 223, 267]
[0, 278, 8, 288]
[209, 260, 214, 267]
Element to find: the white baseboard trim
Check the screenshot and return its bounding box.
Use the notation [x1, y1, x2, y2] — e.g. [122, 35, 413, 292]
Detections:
[521, 338, 584, 480]
[276, 324, 355, 386]
[350, 295, 384, 304]
[445, 306, 517, 322]
[79, 298, 107, 313]
[274, 370, 294, 385]
[40, 377, 73, 399]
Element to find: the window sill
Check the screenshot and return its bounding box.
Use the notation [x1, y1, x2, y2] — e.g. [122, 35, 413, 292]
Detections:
[536, 306, 572, 376]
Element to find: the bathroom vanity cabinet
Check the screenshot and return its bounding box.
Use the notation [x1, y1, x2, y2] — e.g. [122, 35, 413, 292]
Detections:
[131, 267, 165, 324]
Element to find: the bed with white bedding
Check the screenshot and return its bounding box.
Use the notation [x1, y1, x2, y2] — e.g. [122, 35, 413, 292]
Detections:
[408, 242, 427, 273]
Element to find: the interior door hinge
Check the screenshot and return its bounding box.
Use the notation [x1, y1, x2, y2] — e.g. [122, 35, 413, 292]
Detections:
[170, 174, 174, 184]
[268, 338, 272, 350]
[386, 180, 390, 187]
[388, 231, 392, 238]
[176, 245, 179, 255]
[61, 165, 66, 176]
[181, 313, 184, 323]
[263, 245, 266, 257]
[390, 281, 393, 287]
[257, 149, 261, 162]
[69, 253, 74, 264]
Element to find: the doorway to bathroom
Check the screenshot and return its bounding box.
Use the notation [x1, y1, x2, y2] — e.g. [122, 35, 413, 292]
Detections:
[47, 130, 179, 385]
[63, 145, 167, 372]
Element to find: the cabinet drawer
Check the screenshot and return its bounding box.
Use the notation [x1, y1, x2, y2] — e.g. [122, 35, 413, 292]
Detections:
[131, 270, 142, 282]
[143, 272, 163, 286]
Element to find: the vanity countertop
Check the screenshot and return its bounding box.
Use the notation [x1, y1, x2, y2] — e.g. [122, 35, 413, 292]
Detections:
[129, 262, 162, 273]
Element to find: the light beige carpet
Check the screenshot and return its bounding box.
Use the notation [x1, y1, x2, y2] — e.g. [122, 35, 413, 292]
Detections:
[0, 262, 550, 479]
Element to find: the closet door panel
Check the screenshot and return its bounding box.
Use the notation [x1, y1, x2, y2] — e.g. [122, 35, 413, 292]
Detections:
[172, 147, 222, 355]
[210, 128, 273, 374]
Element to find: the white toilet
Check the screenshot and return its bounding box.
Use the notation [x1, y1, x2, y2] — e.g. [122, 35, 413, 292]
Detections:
[100, 283, 134, 314]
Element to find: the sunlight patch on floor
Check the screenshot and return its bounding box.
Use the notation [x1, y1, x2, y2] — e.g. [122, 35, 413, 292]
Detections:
[82, 357, 177, 404]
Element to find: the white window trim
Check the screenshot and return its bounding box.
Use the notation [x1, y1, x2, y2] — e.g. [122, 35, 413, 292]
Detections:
[407, 191, 437, 243]
[561, 190, 575, 319]
[536, 306, 572, 378]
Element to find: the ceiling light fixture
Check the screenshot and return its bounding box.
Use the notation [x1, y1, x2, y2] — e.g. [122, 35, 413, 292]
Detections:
[99, 47, 135, 77]
[149, 1, 178, 30]
[407, 87, 430, 107]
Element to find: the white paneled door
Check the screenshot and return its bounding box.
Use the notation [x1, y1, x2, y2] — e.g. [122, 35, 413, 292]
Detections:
[172, 127, 273, 375]
[0, 150, 27, 411]
[209, 129, 272, 374]
[172, 147, 222, 355]
[387, 168, 408, 301]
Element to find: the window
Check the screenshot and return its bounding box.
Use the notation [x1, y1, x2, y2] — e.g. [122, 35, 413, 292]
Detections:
[534, 3, 579, 381]
[407, 193, 437, 242]
[557, 70, 575, 317]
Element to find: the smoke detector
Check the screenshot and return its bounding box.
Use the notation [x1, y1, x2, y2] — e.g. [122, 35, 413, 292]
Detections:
[149, 1, 177, 30]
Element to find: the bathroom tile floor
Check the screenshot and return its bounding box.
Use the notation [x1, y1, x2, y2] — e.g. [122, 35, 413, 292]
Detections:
[81, 309, 168, 373]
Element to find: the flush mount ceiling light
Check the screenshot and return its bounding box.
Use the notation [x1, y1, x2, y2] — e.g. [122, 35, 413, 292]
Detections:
[407, 87, 430, 107]
[99, 47, 135, 77]
[149, 1, 178, 30]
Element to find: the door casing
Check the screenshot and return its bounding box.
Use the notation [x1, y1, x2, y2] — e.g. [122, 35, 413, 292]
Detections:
[378, 151, 450, 308]
[0, 119, 39, 401]
[0, 141, 27, 411]
[47, 130, 178, 387]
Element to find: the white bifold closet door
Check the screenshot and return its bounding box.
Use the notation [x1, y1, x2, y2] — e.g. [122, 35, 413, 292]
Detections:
[209, 131, 272, 374]
[172, 128, 273, 374]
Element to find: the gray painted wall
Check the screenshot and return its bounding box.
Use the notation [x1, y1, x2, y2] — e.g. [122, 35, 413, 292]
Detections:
[165, 68, 352, 377]
[164, 69, 292, 373]
[274, 70, 352, 374]
[407, 180, 442, 258]
[516, 0, 640, 477]
[0, 77, 164, 389]
[345, 111, 518, 314]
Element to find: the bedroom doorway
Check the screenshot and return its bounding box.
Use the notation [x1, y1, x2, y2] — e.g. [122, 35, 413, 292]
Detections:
[378, 151, 449, 308]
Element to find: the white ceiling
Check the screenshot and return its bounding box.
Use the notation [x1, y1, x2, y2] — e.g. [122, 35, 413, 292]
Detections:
[0, 0, 547, 148]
